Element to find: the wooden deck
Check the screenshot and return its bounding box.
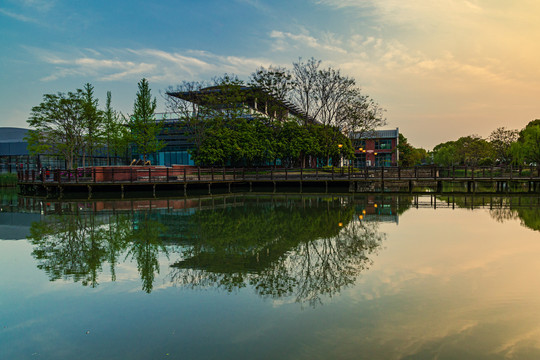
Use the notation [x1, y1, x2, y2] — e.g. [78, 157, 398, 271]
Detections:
[17, 165, 540, 198]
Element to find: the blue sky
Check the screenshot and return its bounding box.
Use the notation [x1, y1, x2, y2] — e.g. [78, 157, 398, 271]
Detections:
[1, 0, 539, 149]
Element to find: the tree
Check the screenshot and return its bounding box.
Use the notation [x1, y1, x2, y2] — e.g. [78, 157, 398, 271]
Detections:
[129, 78, 164, 163]
[289, 58, 385, 165]
[433, 135, 494, 166]
[250, 66, 294, 123]
[489, 127, 518, 164]
[433, 141, 458, 166]
[103, 91, 130, 165]
[27, 91, 85, 169]
[79, 83, 103, 167]
[511, 121, 540, 165]
[397, 133, 428, 166]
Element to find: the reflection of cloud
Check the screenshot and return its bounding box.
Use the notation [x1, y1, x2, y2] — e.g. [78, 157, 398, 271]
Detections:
[323, 208, 540, 358]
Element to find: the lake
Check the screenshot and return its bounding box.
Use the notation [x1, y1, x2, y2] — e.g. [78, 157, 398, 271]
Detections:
[1, 190, 540, 359]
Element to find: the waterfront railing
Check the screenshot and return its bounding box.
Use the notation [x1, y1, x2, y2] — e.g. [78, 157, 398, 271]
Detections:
[17, 165, 540, 185]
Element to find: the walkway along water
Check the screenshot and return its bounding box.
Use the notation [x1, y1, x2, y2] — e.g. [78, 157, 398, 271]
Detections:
[17, 165, 540, 198]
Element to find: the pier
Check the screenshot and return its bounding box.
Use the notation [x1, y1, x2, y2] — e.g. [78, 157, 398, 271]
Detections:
[17, 165, 540, 198]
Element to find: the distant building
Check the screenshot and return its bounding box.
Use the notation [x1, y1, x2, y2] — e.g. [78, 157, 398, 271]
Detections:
[0, 127, 29, 173]
[350, 128, 399, 167]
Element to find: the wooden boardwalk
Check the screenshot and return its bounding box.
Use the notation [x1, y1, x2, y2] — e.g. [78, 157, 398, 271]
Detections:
[17, 165, 540, 198]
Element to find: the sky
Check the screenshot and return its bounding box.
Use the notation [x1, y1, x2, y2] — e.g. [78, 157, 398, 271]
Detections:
[1, 0, 539, 149]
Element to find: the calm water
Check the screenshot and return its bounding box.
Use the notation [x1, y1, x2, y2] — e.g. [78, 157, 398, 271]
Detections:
[1, 190, 540, 360]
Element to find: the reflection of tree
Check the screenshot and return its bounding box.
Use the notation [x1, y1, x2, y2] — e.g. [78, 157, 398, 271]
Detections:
[169, 197, 386, 306]
[438, 195, 540, 232]
[125, 213, 168, 293]
[490, 205, 540, 232]
[27, 208, 167, 291]
[27, 195, 401, 300]
[28, 209, 130, 287]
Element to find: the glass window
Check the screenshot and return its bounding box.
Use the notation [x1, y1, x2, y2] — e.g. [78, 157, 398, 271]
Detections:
[375, 139, 392, 150]
[375, 153, 392, 167]
[354, 153, 366, 168]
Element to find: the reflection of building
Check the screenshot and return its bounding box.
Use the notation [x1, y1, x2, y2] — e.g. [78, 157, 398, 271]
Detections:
[355, 195, 403, 224]
[351, 128, 399, 167]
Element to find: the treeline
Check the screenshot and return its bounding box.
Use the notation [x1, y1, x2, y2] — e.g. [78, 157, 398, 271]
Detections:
[398, 120, 540, 167]
[432, 120, 540, 166]
[27, 79, 163, 169]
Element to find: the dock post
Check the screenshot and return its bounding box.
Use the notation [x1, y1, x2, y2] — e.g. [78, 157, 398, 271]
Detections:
[208, 183, 211, 195]
[121, 184, 124, 199]
[87, 185, 92, 199]
[437, 180, 443, 193]
[184, 183, 187, 197]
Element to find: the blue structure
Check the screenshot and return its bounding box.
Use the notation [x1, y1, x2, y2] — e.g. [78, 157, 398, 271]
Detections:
[0, 127, 29, 173]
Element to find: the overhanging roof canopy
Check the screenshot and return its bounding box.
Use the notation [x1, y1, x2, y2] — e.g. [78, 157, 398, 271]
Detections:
[166, 85, 313, 123]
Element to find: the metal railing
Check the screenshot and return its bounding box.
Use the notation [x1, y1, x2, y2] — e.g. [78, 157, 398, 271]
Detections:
[17, 165, 540, 185]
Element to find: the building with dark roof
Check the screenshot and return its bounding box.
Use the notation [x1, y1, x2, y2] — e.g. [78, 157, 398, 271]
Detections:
[350, 128, 399, 167]
[0, 127, 30, 173]
[167, 85, 313, 123]
[143, 86, 314, 166]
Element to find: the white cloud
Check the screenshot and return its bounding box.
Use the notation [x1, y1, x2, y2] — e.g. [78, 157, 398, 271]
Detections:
[31, 47, 274, 84]
[270, 30, 347, 54]
[0, 7, 40, 23]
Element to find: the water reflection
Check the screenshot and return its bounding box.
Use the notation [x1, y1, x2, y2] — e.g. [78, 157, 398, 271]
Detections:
[434, 195, 540, 231]
[21, 193, 540, 304]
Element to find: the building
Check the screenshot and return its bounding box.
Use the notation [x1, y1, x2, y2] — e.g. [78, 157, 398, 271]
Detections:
[0, 127, 30, 173]
[145, 85, 313, 167]
[350, 128, 399, 167]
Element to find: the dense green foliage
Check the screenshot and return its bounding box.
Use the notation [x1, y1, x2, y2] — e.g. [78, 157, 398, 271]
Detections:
[27, 84, 129, 168]
[431, 120, 540, 167]
[191, 117, 354, 167]
[27, 91, 85, 169]
[510, 120, 540, 165]
[0, 173, 17, 187]
[397, 133, 428, 166]
[433, 135, 494, 166]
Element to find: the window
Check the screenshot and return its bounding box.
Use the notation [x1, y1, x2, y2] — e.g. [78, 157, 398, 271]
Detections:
[375, 153, 392, 167]
[354, 153, 366, 168]
[375, 139, 392, 150]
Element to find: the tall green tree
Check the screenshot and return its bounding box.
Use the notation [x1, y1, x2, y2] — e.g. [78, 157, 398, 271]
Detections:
[129, 78, 164, 163]
[79, 83, 103, 167]
[103, 91, 130, 165]
[27, 91, 85, 169]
